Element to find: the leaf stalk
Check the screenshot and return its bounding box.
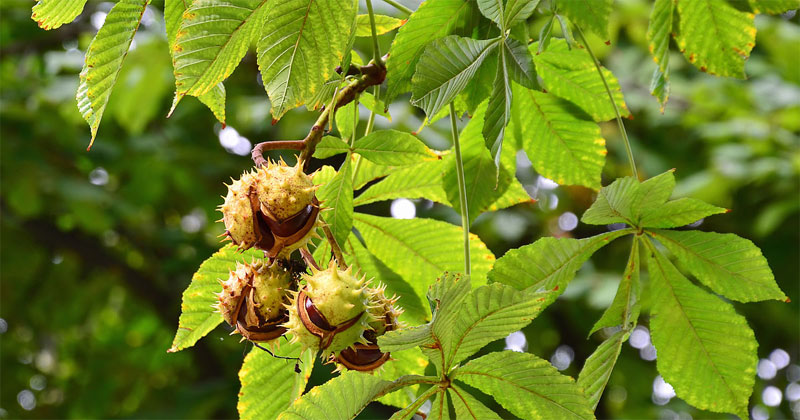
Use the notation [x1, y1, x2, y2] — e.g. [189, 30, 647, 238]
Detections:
[449, 102, 471, 277]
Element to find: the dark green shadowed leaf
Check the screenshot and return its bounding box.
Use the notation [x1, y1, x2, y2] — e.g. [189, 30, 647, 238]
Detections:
[590, 236, 641, 335]
[452, 351, 595, 420]
[31, 0, 88, 30]
[378, 324, 434, 353]
[278, 371, 393, 420]
[354, 130, 438, 165]
[648, 229, 787, 302]
[503, 0, 540, 28]
[76, 0, 150, 147]
[317, 156, 354, 248]
[237, 343, 314, 420]
[169, 245, 263, 352]
[411, 36, 499, 117]
[257, 0, 357, 120]
[385, 0, 479, 103]
[504, 38, 538, 89]
[489, 230, 631, 291]
[674, 0, 756, 78]
[647, 0, 674, 111]
[645, 240, 756, 419]
[578, 329, 629, 409]
[630, 169, 675, 220]
[557, 0, 612, 38]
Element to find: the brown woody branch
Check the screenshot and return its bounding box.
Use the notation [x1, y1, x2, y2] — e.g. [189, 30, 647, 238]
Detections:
[251, 58, 387, 169]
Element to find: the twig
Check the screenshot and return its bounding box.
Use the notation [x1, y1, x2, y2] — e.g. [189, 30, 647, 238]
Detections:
[381, 0, 414, 16]
[322, 224, 347, 270]
[449, 102, 471, 277]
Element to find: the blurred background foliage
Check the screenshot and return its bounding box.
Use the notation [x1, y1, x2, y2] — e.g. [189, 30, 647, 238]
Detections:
[1, 0, 798, 418]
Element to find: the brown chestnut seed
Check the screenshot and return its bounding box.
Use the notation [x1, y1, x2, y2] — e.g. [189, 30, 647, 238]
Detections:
[296, 289, 365, 350]
[336, 343, 391, 372]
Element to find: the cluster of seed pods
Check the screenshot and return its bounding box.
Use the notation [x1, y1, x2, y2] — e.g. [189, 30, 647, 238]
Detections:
[215, 159, 402, 372]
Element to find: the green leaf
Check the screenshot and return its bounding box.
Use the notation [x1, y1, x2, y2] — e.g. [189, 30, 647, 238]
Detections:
[427, 391, 452, 420]
[645, 241, 756, 418]
[577, 330, 629, 409]
[356, 14, 404, 36]
[453, 351, 595, 420]
[630, 169, 675, 220]
[483, 49, 512, 166]
[647, 0, 674, 111]
[590, 237, 641, 335]
[354, 130, 438, 165]
[278, 371, 392, 420]
[31, 0, 87, 30]
[639, 198, 726, 228]
[411, 36, 499, 118]
[168, 245, 263, 352]
[427, 272, 472, 318]
[313, 136, 351, 159]
[534, 39, 630, 122]
[581, 176, 639, 225]
[557, 0, 612, 38]
[648, 229, 787, 302]
[439, 284, 557, 369]
[354, 214, 495, 307]
[258, 0, 357, 119]
[172, 0, 268, 101]
[445, 102, 513, 222]
[347, 238, 427, 325]
[748, 0, 800, 14]
[238, 343, 314, 420]
[391, 387, 441, 420]
[165, 0, 226, 123]
[378, 324, 434, 353]
[317, 156, 353, 247]
[511, 85, 607, 189]
[675, 0, 756, 78]
[354, 160, 449, 206]
[335, 99, 357, 141]
[377, 348, 429, 409]
[360, 91, 392, 121]
[504, 37, 538, 89]
[76, 0, 149, 147]
[488, 230, 631, 291]
[448, 385, 502, 420]
[385, 0, 479, 102]
[353, 158, 392, 189]
[503, 0, 540, 28]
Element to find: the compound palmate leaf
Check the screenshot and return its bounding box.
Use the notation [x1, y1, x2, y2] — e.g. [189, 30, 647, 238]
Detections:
[172, 0, 269, 103]
[31, 0, 88, 30]
[675, 0, 756, 78]
[649, 229, 786, 302]
[238, 343, 314, 420]
[453, 351, 595, 420]
[258, 0, 357, 120]
[278, 371, 393, 420]
[411, 36, 499, 118]
[353, 214, 495, 299]
[168, 244, 263, 352]
[76, 0, 149, 147]
[489, 229, 631, 291]
[578, 330, 628, 409]
[646, 242, 756, 418]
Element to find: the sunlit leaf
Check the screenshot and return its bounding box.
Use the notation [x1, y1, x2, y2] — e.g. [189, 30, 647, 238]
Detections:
[647, 0, 674, 111]
[355, 14, 404, 36]
[648, 229, 787, 302]
[169, 245, 263, 352]
[557, 0, 612, 38]
[590, 236, 641, 335]
[448, 385, 502, 419]
[257, 0, 357, 119]
[639, 198, 726, 228]
[313, 136, 350, 159]
[581, 176, 639, 225]
[354, 130, 438, 165]
[354, 160, 448, 207]
[577, 330, 628, 409]
[76, 0, 149, 147]
[317, 156, 353, 247]
[238, 343, 314, 420]
[646, 242, 756, 419]
[31, 0, 87, 30]
[278, 371, 393, 420]
[675, 0, 756, 78]
[453, 351, 595, 420]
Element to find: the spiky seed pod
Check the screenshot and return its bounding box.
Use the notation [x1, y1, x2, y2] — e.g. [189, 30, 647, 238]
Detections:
[284, 261, 372, 357]
[220, 172, 259, 249]
[215, 261, 294, 343]
[218, 159, 322, 258]
[334, 285, 403, 372]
